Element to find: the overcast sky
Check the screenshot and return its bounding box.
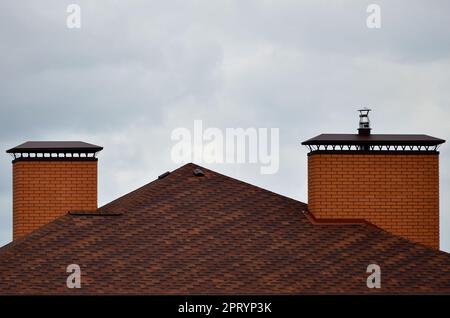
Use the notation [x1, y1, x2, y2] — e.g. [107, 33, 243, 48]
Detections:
[1, 0, 450, 251]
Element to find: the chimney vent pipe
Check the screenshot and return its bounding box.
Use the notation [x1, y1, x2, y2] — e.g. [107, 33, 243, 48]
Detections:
[358, 108, 371, 135]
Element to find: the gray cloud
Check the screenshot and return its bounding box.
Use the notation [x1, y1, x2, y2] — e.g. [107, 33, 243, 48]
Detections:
[1, 0, 450, 250]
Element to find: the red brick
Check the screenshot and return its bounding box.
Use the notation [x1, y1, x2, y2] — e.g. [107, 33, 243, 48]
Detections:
[308, 153, 439, 249]
[13, 160, 98, 239]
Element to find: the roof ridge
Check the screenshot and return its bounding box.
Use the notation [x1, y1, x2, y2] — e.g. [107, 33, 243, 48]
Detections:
[187, 163, 307, 207]
[96, 163, 195, 213]
[98, 162, 307, 214]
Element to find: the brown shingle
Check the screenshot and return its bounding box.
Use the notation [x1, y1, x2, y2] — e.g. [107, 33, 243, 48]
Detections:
[0, 163, 449, 294]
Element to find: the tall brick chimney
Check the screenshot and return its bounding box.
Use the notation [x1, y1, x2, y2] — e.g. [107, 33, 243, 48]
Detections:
[302, 109, 445, 249]
[6, 141, 103, 240]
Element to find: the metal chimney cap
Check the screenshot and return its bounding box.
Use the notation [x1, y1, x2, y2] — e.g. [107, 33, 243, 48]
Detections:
[6, 141, 103, 154]
[6, 141, 103, 162]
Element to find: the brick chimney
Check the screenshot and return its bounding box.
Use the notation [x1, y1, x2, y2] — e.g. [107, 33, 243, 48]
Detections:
[6, 141, 103, 240]
[302, 109, 445, 249]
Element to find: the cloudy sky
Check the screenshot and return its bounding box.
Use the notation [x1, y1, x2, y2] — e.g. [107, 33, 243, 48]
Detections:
[1, 0, 450, 251]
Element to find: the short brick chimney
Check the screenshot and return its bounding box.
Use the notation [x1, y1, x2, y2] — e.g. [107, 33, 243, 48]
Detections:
[6, 141, 103, 240]
[302, 109, 445, 249]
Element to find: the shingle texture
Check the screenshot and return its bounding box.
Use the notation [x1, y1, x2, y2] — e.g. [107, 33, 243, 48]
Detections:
[0, 163, 449, 294]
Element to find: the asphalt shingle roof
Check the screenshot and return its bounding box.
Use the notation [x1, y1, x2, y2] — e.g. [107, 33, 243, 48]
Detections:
[0, 163, 449, 294]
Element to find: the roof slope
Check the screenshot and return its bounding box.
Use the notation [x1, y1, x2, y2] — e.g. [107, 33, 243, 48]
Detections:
[0, 163, 449, 294]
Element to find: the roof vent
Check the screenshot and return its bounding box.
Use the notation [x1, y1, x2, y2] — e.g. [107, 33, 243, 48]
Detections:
[358, 108, 371, 135]
[193, 168, 205, 177]
[158, 171, 171, 179]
